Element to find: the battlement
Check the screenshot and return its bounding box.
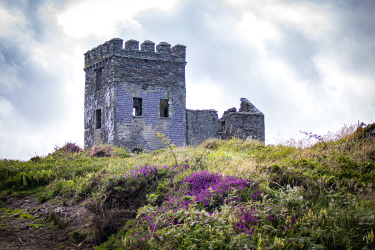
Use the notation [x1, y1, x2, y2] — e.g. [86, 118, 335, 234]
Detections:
[84, 38, 186, 68]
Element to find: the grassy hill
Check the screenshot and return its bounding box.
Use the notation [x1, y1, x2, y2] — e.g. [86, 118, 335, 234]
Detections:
[1, 123, 375, 249]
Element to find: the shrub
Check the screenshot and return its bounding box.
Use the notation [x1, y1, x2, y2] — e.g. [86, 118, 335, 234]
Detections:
[201, 138, 220, 150]
[69, 230, 85, 243]
[47, 211, 67, 229]
[63, 142, 82, 153]
[90, 145, 129, 158]
[30, 156, 42, 163]
[91, 145, 113, 157]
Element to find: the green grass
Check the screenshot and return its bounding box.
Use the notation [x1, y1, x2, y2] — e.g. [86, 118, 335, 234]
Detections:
[1, 125, 375, 249]
[0, 208, 38, 220]
[0, 207, 45, 230]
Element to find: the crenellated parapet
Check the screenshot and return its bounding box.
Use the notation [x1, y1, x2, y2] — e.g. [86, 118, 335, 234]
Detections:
[84, 38, 186, 69]
[84, 38, 122, 68]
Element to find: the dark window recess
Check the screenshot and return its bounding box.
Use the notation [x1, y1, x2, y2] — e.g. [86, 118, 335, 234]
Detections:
[96, 109, 102, 129]
[221, 121, 225, 130]
[133, 97, 142, 116]
[132, 147, 142, 154]
[159, 99, 169, 117]
[95, 68, 103, 91]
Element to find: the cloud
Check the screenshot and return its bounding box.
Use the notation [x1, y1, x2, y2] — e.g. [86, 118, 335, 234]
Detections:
[328, 2, 375, 78]
[0, 0, 60, 40]
[56, 0, 179, 39]
[0, 4, 24, 35]
[0, 0, 84, 160]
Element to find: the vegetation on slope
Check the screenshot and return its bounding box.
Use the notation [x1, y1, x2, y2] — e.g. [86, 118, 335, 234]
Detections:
[1, 124, 375, 249]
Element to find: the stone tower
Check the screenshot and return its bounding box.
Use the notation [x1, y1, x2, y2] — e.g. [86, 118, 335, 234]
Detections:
[84, 38, 187, 152]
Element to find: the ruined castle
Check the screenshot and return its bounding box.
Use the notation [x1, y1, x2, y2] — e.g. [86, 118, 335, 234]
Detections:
[84, 38, 265, 152]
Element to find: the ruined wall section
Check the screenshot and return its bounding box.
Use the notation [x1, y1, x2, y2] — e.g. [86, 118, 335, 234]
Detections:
[220, 113, 265, 142]
[219, 99, 265, 142]
[186, 109, 220, 145]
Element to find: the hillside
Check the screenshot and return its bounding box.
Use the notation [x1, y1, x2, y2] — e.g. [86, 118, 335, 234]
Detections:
[1, 124, 375, 249]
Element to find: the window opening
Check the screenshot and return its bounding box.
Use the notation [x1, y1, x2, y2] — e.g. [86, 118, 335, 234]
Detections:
[132, 147, 143, 154]
[95, 68, 103, 91]
[96, 109, 101, 129]
[159, 99, 169, 117]
[221, 121, 225, 130]
[133, 97, 142, 116]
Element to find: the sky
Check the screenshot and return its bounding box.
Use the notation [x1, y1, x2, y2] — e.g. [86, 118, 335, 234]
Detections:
[0, 0, 374, 160]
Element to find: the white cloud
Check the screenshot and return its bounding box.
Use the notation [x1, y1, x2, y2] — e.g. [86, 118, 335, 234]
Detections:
[186, 76, 223, 111]
[0, 97, 16, 122]
[238, 12, 281, 52]
[226, 0, 332, 48]
[0, 4, 24, 35]
[0, 52, 23, 92]
[57, 0, 179, 39]
[316, 54, 375, 118]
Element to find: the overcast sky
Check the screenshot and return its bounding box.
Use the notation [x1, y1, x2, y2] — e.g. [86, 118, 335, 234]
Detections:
[1, 0, 374, 160]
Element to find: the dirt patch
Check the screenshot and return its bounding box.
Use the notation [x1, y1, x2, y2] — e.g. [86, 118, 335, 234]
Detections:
[0, 196, 93, 249]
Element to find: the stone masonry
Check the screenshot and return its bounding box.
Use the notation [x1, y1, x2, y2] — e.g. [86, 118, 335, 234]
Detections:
[84, 38, 264, 152]
[219, 98, 265, 141]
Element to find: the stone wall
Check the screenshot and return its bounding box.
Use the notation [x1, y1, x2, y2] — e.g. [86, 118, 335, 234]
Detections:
[113, 82, 186, 151]
[219, 113, 265, 141]
[219, 98, 265, 142]
[83, 51, 116, 149]
[186, 109, 220, 145]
